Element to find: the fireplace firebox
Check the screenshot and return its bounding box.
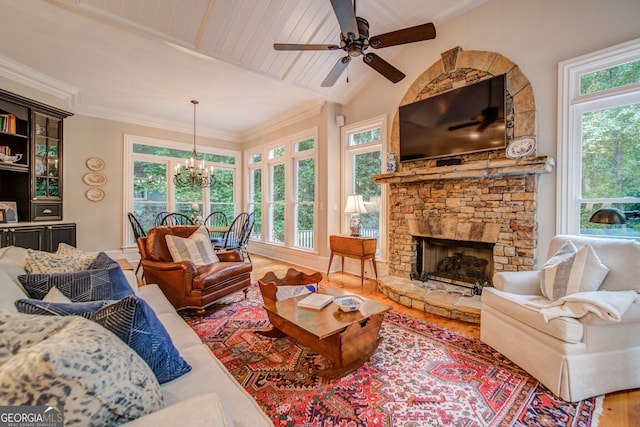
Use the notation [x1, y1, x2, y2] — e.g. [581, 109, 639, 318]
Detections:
[411, 237, 494, 291]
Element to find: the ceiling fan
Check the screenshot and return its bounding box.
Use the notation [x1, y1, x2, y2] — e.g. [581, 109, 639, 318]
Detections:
[448, 106, 500, 132]
[273, 0, 436, 87]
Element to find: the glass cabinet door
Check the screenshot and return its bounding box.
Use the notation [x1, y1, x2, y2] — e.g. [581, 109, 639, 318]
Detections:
[34, 114, 61, 199]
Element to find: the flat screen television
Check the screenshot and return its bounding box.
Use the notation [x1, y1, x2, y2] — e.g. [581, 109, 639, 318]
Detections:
[399, 74, 506, 162]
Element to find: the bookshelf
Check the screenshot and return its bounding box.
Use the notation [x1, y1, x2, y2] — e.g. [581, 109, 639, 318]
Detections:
[0, 89, 72, 223]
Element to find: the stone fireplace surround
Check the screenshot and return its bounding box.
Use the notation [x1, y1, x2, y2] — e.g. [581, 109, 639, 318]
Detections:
[372, 47, 554, 323]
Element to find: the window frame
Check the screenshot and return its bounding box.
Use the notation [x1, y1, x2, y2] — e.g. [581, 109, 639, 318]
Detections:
[246, 128, 318, 252]
[557, 37, 640, 234]
[341, 115, 387, 260]
[123, 134, 241, 249]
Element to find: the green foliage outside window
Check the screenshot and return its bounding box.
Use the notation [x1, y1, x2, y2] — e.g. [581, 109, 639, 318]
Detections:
[580, 59, 640, 95]
[579, 59, 640, 236]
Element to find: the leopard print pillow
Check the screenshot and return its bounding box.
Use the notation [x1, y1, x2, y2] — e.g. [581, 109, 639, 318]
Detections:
[0, 310, 164, 426]
[24, 249, 85, 274]
[55, 243, 96, 270]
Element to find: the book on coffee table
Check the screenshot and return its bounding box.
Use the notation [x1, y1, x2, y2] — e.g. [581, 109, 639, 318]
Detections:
[297, 293, 334, 310]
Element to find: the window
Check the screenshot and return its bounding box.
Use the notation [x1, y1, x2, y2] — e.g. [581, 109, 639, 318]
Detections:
[249, 130, 317, 251]
[124, 135, 240, 247]
[293, 139, 315, 249]
[558, 38, 640, 238]
[342, 116, 386, 257]
[247, 152, 262, 240]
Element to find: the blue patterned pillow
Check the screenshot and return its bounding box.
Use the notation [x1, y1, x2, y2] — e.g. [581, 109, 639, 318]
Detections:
[90, 296, 192, 384]
[14, 295, 192, 384]
[15, 299, 114, 318]
[17, 253, 133, 302]
[87, 251, 119, 269]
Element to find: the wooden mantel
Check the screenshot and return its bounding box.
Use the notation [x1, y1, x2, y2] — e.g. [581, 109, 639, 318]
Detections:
[372, 156, 554, 184]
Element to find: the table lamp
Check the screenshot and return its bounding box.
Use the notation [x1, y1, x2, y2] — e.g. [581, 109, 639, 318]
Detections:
[345, 195, 367, 236]
[589, 207, 640, 224]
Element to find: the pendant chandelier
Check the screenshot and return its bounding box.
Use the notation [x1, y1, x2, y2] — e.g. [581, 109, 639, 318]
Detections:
[173, 99, 216, 188]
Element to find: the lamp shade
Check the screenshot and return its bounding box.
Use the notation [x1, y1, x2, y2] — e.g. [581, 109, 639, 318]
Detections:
[344, 195, 367, 214]
[589, 207, 627, 224]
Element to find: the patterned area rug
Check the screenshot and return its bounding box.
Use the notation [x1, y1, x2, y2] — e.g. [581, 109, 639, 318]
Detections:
[182, 285, 601, 427]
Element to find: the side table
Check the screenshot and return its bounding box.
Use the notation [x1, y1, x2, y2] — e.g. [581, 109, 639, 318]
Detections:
[327, 235, 378, 286]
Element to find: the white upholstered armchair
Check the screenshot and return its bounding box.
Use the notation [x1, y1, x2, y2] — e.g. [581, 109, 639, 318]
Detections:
[481, 235, 640, 402]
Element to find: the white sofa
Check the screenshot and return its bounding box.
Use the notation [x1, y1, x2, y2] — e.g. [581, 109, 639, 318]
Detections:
[0, 246, 273, 427]
[481, 235, 640, 402]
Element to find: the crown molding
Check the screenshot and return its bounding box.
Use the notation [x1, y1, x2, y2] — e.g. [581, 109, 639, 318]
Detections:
[74, 103, 241, 142]
[0, 55, 80, 109]
[240, 100, 326, 141]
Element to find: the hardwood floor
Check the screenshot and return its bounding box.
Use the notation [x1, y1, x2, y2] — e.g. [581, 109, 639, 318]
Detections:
[250, 254, 640, 427]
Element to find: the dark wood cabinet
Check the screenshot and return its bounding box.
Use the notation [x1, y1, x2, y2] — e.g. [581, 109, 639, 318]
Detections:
[0, 89, 72, 222]
[0, 222, 76, 252]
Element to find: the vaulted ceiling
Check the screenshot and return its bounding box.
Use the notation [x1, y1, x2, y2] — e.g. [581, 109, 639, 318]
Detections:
[0, 0, 487, 141]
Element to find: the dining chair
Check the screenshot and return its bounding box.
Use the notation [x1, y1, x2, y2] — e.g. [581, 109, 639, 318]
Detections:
[239, 211, 255, 262]
[127, 212, 146, 276]
[215, 212, 249, 252]
[204, 211, 228, 245]
[160, 212, 194, 225]
[154, 211, 170, 226]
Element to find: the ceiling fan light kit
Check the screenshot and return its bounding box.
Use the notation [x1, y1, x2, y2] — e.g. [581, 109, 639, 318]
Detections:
[274, 0, 436, 87]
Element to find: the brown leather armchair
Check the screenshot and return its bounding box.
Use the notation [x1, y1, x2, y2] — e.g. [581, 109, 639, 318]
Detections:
[138, 225, 252, 315]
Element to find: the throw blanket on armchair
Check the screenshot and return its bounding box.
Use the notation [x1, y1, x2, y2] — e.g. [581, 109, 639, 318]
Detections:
[525, 290, 639, 323]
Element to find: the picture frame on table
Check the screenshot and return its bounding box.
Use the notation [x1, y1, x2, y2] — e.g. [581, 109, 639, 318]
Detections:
[0, 209, 6, 223]
[0, 202, 18, 222]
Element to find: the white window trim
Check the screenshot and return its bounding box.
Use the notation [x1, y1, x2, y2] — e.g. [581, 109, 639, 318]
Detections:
[340, 115, 387, 261]
[557, 37, 640, 234]
[123, 134, 241, 249]
[249, 128, 318, 251]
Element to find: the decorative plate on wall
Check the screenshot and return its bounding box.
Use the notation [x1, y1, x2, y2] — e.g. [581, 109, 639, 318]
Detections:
[506, 137, 536, 159]
[86, 188, 105, 202]
[86, 157, 105, 171]
[82, 172, 107, 186]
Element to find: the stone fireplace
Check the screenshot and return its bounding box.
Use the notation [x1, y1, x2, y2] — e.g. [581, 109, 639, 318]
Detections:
[372, 47, 555, 323]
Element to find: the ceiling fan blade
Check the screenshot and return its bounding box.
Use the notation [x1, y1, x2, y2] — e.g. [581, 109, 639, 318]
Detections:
[448, 122, 481, 132]
[362, 53, 405, 83]
[369, 23, 436, 49]
[329, 0, 358, 40]
[274, 43, 340, 51]
[321, 56, 351, 87]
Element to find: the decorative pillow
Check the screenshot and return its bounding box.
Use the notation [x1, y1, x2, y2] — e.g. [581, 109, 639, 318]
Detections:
[90, 295, 192, 384]
[87, 251, 119, 269]
[0, 310, 164, 425]
[165, 225, 219, 266]
[56, 243, 96, 270]
[23, 249, 86, 274]
[18, 260, 133, 302]
[541, 241, 609, 301]
[15, 298, 115, 318]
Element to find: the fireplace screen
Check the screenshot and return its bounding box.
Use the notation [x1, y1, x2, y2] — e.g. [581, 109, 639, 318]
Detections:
[412, 237, 494, 288]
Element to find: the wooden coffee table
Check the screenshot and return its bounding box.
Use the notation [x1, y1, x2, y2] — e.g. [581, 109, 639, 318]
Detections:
[260, 288, 392, 378]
